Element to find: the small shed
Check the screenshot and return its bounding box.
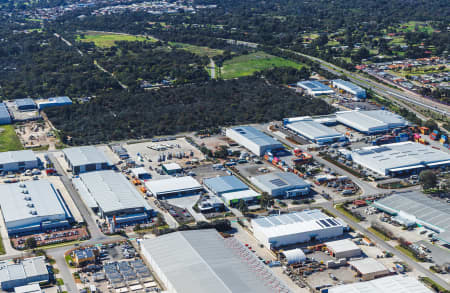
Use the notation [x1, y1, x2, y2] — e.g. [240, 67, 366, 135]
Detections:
[326, 239, 362, 259]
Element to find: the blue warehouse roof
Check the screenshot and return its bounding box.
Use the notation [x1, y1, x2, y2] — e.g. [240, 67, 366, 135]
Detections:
[0, 103, 11, 123]
[297, 81, 333, 92]
[15, 98, 36, 109]
[203, 175, 249, 194]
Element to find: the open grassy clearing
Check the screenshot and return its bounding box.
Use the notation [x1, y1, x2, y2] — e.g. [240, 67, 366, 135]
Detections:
[0, 125, 24, 152]
[76, 32, 156, 48]
[397, 21, 436, 34]
[220, 51, 305, 79]
[169, 42, 224, 58]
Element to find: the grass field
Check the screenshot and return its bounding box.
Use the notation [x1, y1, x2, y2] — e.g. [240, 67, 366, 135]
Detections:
[77, 32, 156, 48]
[220, 51, 304, 79]
[398, 21, 436, 34]
[0, 125, 23, 152]
[169, 42, 224, 58]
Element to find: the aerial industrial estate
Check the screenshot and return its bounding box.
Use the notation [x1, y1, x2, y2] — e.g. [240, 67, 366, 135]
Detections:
[0, 1, 449, 292]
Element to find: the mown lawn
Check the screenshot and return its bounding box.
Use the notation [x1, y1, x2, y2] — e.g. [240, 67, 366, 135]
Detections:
[221, 51, 305, 79]
[169, 42, 224, 58]
[77, 32, 156, 48]
[0, 125, 24, 152]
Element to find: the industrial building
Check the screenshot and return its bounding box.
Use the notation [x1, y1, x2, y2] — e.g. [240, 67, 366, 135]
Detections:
[284, 117, 346, 145]
[251, 172, 310, 198]
[327, 275, 433, 293]
[280, 249, 306, 265]
[130, 167, 151, 181]
[140, 229, 291, 293]
[351, 142, 450, 176]
[296, 81, 334, 96]
[372, 191, 450, 244]
[145, 176, 203, 199]
[203, 175, 260, 205]
[226, 126, 283, 156]
[336, 110, 408, 134]
[0, 103, 12, 125]
[110, 144, 129, 159]
[0, 256, 49, 291]
[75, 170, 152, 224]
[63, 146, 112, 174]
[15, 98, 37, 111]
[348, 258, 390, 281]
[162, 163, 182, 175]
[325, 239, 362, 258]
[14, 284, 42, 293]
[331, 79, 366, 99]
[0, 180, 73, 235]
[0, 150, 38, 172]
[251, 210, 346, 249]
[37, 96, 72, 110]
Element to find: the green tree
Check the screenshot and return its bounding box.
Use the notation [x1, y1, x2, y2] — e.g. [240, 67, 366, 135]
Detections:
[259, 192, 273, 209]
[419, 170, 437, 189]
[237, 199, 248, 213]
[25, 237, 37, 249]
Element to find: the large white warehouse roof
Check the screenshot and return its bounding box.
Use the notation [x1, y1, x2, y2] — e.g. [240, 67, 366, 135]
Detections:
[285, 118, 344, 144]
[336, 110, 408, 133]
[140, 229, 291, 293]
[145, 176, 202, 197]
[328, 275, 433, 293]
[0, 150, 37, 165]
[228, 126, 282, 148]
[63, 146, 112, 167]
[352, 142, 450, 176]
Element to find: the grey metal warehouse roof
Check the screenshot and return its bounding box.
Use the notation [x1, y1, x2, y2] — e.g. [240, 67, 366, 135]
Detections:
[15, 98, 36, 109]
[140, 229, 291, 293]
[252, 172, 310, 191]
[63, 146, 112, 167]
[0, 256, 47, 284]
[373, 191, 450, 243]
[0, 103, 11, 122]
[297, 81, 333, 92]
[352, 142, 450, 175]
[332, 79, 365, 93]
[79, 170, 151, 214]
[0, 150, 37, 165]
[203, 175, 249, 194]
[230, 126, 282, 147]
[0, 180, 70, 225]
[336, 110, 408, 133]
[286, 119, 344, 141]
[328, 275, 433, 293]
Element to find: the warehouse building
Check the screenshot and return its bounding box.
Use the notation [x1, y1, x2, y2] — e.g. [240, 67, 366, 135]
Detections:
[336, 110, 408, 134]
[280, 249, 306, 265]
[203, 175, 260, 206]
[331, 79, 366, 99]
[325, 239, 362, 259]
[327, 275, 433, 293]
[63, 146, 112, 174]
[226, 126, 283, 156]
[0, 103, 12, 125]
[351, 142, 450, 176]
[284, 117, 346, 145]
[0, 180, 73, 235]
[348, 258, 390, 281]
[75, 170, 152, 224]
[145, 176, 203, 199]
[140, 229, 291, 293]
[15, 98, 37, 111]
[372, 191, 450, 244]
[0, 150, 38, 172]
[14, 284, 42, 293]
[0, 256, 49, 291]
[37, 96, 72, 110]
[297, 81, 334, 96]
[251, 172, 310, 198]
[251, 209, 345, 249]
[130, 167, 151, 181]
[162, 163, 182, 175]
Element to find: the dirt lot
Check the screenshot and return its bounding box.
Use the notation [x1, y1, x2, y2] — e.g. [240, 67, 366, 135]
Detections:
[15, 120, 59, 150]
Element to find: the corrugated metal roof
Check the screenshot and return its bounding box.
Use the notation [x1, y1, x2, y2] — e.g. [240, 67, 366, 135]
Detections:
[0, 103, 11, 121]
[15, 98, 36, 108]
[140, 229, 291, 293]
[252, 172, 310, 191]
[0, 256, 47, 283]
[336, 110, 408, 133]
[145, 176, 202, 196]
[286, 119, 344, 141]
[0, 150, 37, 165]
[0, 180, 70, 226]
[332, 79, 365, 94]
[328, 275, 433, 293]
[297, 81, 333, 92]
[230, 126, 282, 148]
[63, 146, 112, 167]
[325, 239, 361, 254]
[203, 175, 249, 194]
[79, 170, 151, 214]
[348, 258, 388, 275]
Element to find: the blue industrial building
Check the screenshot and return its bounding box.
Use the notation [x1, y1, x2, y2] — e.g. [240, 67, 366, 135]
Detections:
[38, 96, 72, 110]
[0, 256, 49, 291]
[332, 79, 366, 99]
[0, 103, 12, 125]
[15, 98, 37, 111]
[297, 81, 334, 96]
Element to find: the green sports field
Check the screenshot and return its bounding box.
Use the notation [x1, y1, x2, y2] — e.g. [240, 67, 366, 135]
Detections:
[76, 32, 156, 48]
[220, 51, 305, 79]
